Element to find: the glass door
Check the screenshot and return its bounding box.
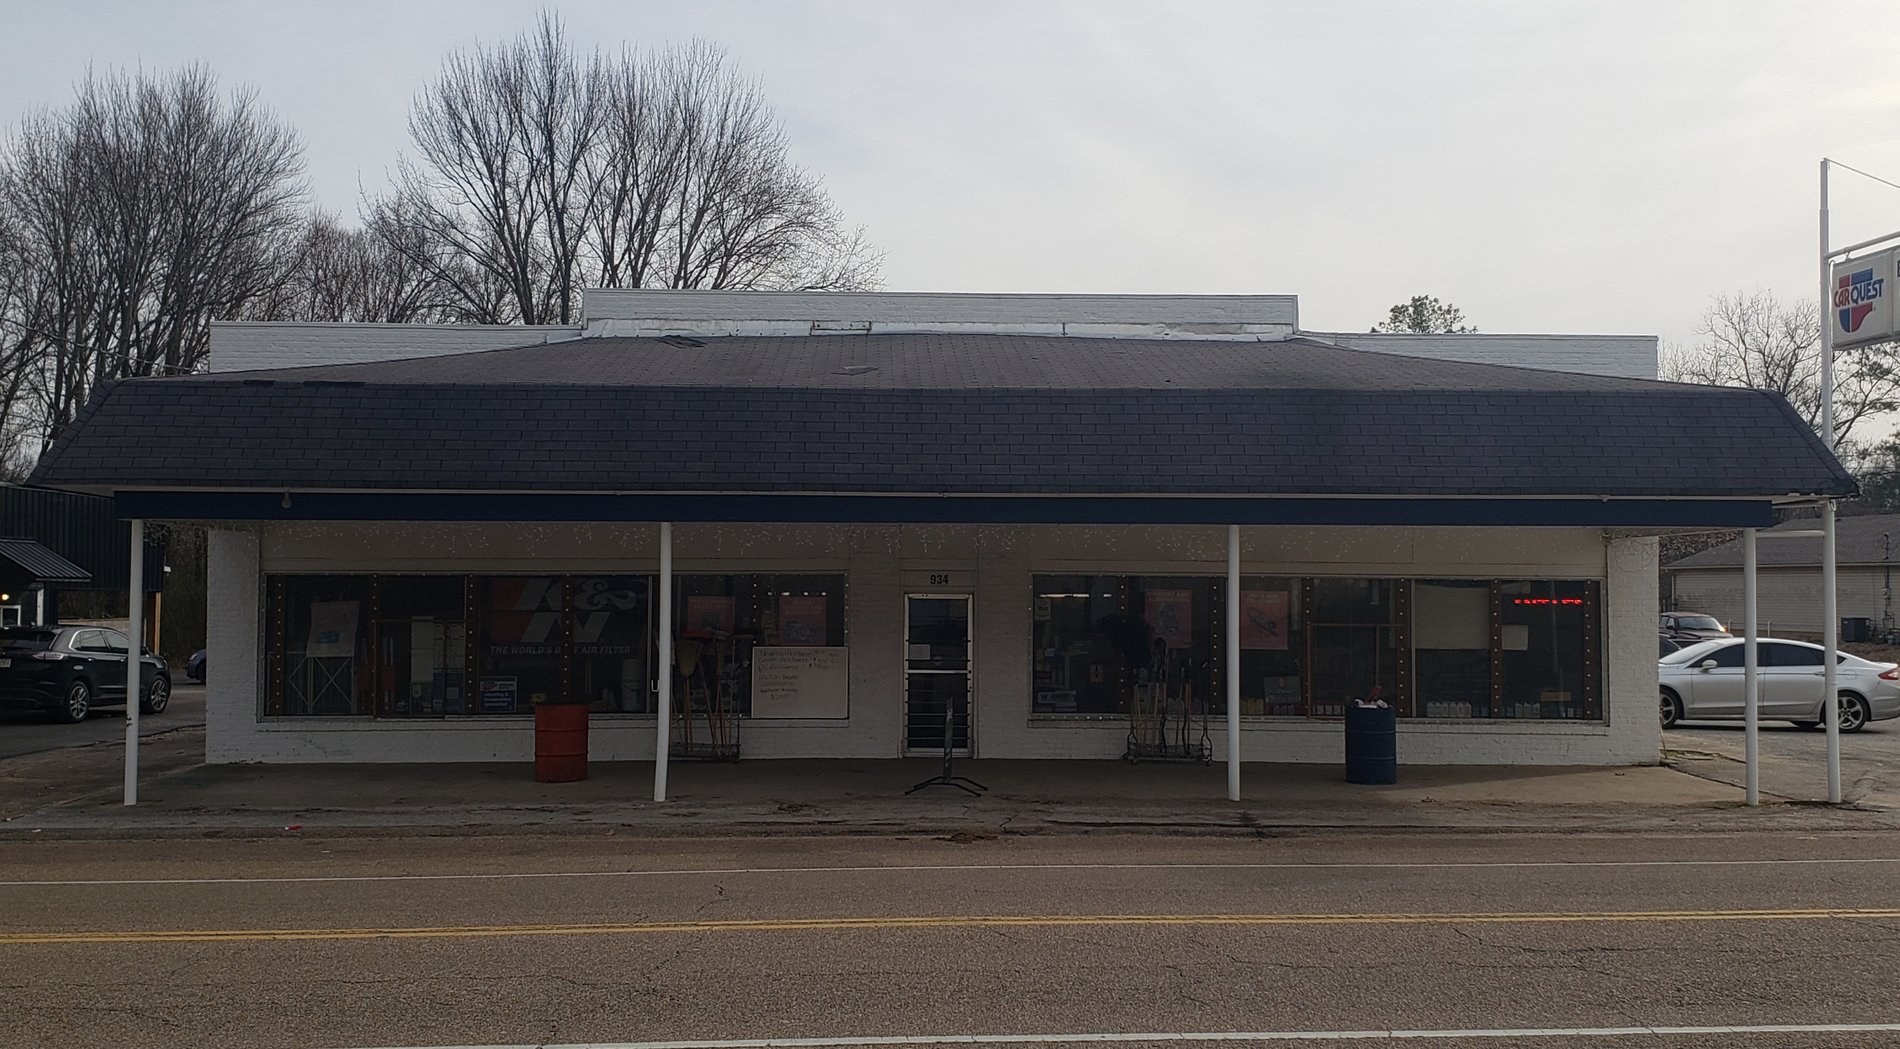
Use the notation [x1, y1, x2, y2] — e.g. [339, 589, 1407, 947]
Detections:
[904, 595, 972, 755]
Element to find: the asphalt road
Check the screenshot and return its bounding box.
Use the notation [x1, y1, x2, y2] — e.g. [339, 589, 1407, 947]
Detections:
[0, 682, 204, 759]
[1667, 716, 1900, 805]
[1, 831, 1898, 1049]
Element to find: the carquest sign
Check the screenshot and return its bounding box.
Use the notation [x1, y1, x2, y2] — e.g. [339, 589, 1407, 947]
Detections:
[1831, 247, 1898, 350]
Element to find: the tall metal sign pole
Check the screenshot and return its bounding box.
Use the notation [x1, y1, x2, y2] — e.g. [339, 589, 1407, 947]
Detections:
[1821, 159, 1843, 804]
[1817, 158, 1900, 802]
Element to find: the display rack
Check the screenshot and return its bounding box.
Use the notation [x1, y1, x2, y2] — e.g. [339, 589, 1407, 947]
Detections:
[669, 634, 742, 761]
[1123, 651, 1212, 764]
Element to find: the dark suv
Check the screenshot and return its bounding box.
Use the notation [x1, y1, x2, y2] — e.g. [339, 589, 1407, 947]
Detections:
[0, 626, 170, 723]
[1659, 612, 1732, 643]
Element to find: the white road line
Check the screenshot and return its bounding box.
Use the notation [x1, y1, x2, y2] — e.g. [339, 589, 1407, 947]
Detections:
[4, 857, 1900, 888]
[338, 1022, 1900, 1048]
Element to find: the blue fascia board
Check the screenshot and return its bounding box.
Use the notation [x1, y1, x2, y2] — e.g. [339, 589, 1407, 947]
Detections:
[112, 490, 1777, 528]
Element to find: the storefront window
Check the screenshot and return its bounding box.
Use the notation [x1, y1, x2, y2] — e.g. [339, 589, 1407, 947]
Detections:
[268, 575, 373, 716]
[265, 571, 847, 720]
[1413, 580, 1493, 718]
[1237, 576, 1303, 716]
[474, 576, 565, 714]
[1499, 580, 1600, 719]
[672, 574, 847, 717]
[375, 575, 467, 716]
[1031, 575, 1218, 716]
[1306, 578, 1405, 717]
[572, 575, 653, 713]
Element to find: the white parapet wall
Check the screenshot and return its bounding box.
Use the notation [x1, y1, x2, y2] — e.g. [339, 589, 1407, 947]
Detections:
[581, 290, 1303, 340]
[208, 322, 583, 372]
[205, 297, 1659, 379]
[1310, 331, 1660, 380]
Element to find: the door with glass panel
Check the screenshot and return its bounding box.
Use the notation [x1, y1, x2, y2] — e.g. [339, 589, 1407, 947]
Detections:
[904, 595, 972, 755]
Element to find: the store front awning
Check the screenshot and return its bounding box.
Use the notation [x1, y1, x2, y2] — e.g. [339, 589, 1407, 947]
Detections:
[110, 490, 1777, 528]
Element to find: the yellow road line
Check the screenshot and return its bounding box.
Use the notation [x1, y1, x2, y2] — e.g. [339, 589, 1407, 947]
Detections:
[5, 908, 1900, 945]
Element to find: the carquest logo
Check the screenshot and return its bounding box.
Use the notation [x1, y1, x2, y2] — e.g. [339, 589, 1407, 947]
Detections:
[1836, 267, 1884, 333]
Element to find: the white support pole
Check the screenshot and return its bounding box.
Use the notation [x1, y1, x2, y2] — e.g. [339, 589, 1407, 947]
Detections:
[1743, 528, 1759, 807]
[123, 519, 144, 807]
[1824, 501, 1842, 803]
[654, 521, 673, 803]
[1226, 524, 1241, 802]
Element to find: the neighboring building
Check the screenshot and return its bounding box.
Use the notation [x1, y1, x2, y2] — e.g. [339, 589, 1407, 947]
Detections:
[27, 291, 1851, 777]
[0, 485, 166, 632]
[1665, 513, 1900, 638]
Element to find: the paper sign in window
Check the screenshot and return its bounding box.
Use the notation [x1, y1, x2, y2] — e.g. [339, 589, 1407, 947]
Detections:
[777, 595, 828, 646]
[1145, 589, 1194, 649]
[684, 596, 735, 635]
[306, 601, 360, 658]
[1240, 590, 1289, 650]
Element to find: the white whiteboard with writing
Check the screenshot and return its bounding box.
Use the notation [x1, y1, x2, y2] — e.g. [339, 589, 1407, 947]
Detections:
[750, 646, 850, 719]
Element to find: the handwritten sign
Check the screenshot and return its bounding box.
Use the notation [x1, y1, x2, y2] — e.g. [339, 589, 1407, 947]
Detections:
[750, 646, 849, 719]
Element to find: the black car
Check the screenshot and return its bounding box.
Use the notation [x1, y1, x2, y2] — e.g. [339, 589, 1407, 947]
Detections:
[1659, 612, 1732, 642]
[1659, 632, 1684, 658]
[0, 626, 170, 723]
[186, 648, 206, 683]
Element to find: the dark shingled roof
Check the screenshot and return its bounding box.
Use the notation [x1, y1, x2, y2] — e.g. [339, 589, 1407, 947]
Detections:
[29, 333, 1855, 499]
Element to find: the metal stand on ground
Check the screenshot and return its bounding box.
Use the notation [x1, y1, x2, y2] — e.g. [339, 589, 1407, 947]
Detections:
[1123, 654, 1213, 765]
[907, 693, 986, 796]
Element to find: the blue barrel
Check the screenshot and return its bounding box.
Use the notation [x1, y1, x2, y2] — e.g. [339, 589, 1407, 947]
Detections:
[1344, 706, 1397, 784]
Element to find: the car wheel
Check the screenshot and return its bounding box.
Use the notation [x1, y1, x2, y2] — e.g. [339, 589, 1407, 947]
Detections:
[1660, 689, 1683, 729]
[140, 677, 170, 715]
[53, 679, 91, 724]
[1839, 693, 1870, 734]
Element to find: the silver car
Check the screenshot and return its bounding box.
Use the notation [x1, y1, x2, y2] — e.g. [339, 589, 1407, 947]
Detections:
[1659, 638, 1900, 732]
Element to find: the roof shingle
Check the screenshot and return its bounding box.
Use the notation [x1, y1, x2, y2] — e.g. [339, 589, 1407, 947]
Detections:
[28, 334, 1856, 501]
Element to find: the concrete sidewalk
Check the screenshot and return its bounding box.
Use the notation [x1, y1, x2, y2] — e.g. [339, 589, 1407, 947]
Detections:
[8, 744, 1893, 838]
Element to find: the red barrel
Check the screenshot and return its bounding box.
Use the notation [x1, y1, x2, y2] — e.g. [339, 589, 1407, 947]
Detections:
[534, 703, 588, 783]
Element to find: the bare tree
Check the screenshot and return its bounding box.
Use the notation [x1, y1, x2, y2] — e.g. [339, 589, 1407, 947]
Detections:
[1662, 290, 1900, 449]
[381, 13, 606, 324]
[378, 14, 880, 323]
[255, 210, 468, 324]
[0, 65, 307, 445]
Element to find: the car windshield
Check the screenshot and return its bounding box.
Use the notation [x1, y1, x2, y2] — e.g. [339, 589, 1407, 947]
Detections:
[1673, 615, 1725, 631]
[1661, 640, 1726, 665]
[0, 628, 56, 653]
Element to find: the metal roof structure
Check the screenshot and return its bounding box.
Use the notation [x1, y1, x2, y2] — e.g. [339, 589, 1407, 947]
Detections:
[1668, 512, 1900, 568]
[0, 537, 91, 585]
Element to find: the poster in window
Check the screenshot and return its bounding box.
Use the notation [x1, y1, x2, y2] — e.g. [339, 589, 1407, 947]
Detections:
[685, 596, 735, 636]
[306, 601, 360, 658]
[478, 676, 518, 713]
[777, 595, 828, 646]
[1145, 589, 1193, 649]
[486, 577, 562, 655]
[1240, 590, 1289, 651]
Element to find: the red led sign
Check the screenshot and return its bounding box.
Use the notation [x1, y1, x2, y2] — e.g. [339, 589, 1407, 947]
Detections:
[1511, 597, 1583, 606]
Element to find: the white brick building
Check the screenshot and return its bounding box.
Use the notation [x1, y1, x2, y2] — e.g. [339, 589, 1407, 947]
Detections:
[30, 291, 1852, 792]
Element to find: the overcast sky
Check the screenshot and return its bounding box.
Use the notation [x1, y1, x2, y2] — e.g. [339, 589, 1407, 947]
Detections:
[5, 0, 1900, 349]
